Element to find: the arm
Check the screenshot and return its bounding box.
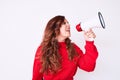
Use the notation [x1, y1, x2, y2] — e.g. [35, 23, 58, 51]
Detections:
[77, 41, 98, 72]
[77, 28, 98, 72]
[32, 46, 43, 80]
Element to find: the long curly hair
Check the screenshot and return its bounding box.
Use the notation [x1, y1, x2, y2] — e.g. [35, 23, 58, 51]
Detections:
[40, 15, 78, 73]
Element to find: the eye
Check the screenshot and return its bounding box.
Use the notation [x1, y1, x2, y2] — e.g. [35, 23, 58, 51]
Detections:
[63, 22, 66, 25]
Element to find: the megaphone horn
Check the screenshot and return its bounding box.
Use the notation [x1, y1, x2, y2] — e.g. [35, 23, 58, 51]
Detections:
[76, 12, 105, 31]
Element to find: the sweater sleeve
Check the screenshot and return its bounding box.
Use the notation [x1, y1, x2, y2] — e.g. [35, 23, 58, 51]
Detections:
[74, 41, 98, 72]
[32, 46, 43, 80]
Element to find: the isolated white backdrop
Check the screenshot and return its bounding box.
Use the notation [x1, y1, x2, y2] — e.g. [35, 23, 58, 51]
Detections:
[0, 0, 120, 80]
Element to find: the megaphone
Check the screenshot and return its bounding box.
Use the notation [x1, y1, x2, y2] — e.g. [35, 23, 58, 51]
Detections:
[76, 12, 105, 32]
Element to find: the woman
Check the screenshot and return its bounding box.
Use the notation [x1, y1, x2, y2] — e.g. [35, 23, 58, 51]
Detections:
[32, 15, 98, 80]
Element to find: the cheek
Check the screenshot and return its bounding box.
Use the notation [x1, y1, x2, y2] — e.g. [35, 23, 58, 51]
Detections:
[60, 27, 65, 34]
[59, 30, 65, 36]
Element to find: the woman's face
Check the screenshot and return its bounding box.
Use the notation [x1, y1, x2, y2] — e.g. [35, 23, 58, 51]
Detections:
[57, 19, 71, 41]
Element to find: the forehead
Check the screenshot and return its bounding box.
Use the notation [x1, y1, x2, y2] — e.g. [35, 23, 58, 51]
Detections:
[64, 19, 68, 22]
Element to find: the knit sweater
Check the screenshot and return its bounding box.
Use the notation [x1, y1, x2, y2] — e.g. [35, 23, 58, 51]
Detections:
[32, 41, 98, 80]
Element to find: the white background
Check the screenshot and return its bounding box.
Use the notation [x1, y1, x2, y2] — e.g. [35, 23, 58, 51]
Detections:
[0, 0, 120, 80]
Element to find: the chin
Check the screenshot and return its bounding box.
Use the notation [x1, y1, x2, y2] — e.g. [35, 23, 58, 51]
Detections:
[67, 35, 71, 38]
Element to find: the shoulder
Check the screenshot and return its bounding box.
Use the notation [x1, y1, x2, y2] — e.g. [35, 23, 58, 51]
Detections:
[71, 42, 83, 56]
[71, 42, 82, 53]
[35, 45, 42, 59]
[72, 42, 80, 49]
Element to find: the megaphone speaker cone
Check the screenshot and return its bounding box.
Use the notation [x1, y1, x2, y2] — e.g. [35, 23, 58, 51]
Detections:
[76, 12, 106, 32]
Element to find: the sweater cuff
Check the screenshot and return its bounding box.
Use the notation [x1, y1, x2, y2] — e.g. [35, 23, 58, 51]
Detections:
[86, 41, 94, 45]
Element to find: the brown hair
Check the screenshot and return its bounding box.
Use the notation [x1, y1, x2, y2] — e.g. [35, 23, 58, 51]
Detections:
[40, 15, 78, 73]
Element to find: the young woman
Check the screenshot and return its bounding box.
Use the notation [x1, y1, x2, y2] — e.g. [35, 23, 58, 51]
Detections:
[32, 15, 98, 80]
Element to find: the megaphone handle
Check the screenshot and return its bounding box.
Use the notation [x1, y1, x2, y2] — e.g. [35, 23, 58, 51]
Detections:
[84, 28, 95, 41]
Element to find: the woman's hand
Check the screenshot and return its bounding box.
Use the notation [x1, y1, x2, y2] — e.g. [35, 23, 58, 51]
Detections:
[83, 29, 96, 41]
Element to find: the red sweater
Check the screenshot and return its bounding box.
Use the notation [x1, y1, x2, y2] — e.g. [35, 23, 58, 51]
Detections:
[32, 41, 98, 80]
